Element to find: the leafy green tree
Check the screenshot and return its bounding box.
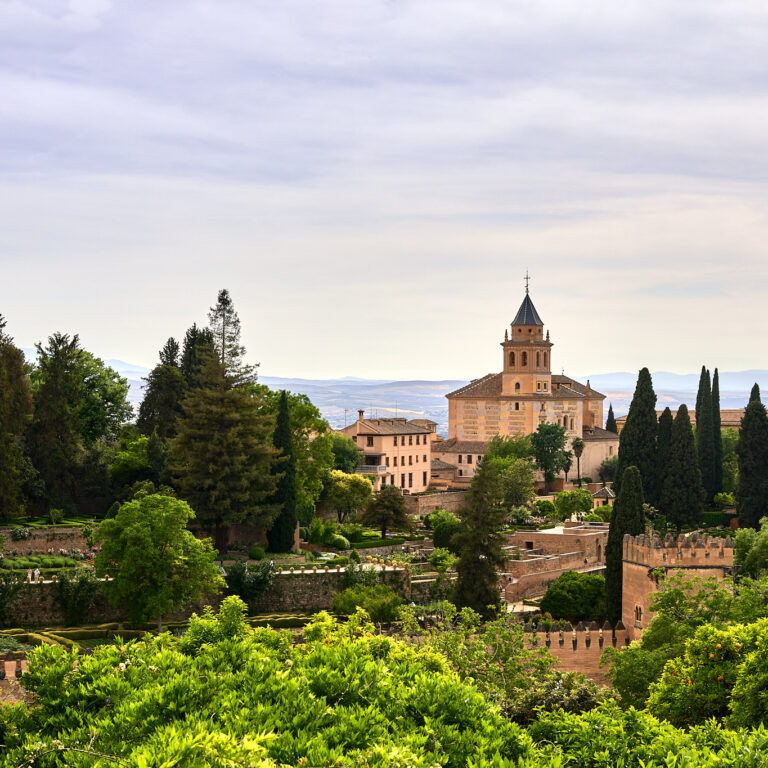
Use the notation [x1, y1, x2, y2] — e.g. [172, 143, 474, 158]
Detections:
[54, 570, 100, 625]
[606, 465, 645, 623]
[554, 489, 593, 520]
[110, 434, 154, 491]
[597, 454, 618, 485]
[171, 356, 278, 551]
[0, 317, 33, 520]
[485, 434, 534, 460]
[605, 404, 618, 434]
[267, 391, 297, 553]
[734, 517, 768, 578]
[95, 493, 223, 630]
[721, 427, 739, 493]
[695, 366, 716, 503]
[180, 323, 216, 389]
[75, 352, 132, 444]
[531, 422, 569, 492]
[207, 288, 257, 384]
[736, 387, 768, 529]
[712, 368, 723, 494]
[427, 507, 462, 550]
[540, 571, 607, 622]
[615, 368, 657, 502]
[136, 363, 186, 439]
[360, 484, 415, 539]
[324, 470, 373, 523]
[454, 456, 510, 617]
[330, 432, 362, 474]
[224, 560, 274, 610]
[571, 436, 585, 487]
[660, 405, 703, 532]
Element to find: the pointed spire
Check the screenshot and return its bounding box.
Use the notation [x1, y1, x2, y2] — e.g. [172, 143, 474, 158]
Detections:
[511, 294, 544, 326]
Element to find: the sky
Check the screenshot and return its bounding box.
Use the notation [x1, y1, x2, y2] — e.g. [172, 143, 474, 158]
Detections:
[2, 0, 768, 380]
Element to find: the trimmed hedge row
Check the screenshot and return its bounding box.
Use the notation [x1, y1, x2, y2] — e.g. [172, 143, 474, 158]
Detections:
[352, 537, 406, 549]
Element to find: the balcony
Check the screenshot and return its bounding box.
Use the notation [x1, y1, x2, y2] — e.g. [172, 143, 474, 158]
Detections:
[355, 465, 388, 475]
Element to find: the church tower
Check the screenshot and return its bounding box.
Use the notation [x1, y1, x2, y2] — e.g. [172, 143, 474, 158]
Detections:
[501, 286, 553, 397]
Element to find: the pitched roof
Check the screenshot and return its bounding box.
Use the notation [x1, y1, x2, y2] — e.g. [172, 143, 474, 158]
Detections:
[354, 419, 431, 436]
[431, 458, 457, 470]
[552, 375, 606, 399]
[592, 486, 616, 499]
[512, 294, 544, 326]
[432, 438, 490, 454]
[446, 373, 502, 398]
[446, 373, 605, 400]
[582, 426, 619, 442]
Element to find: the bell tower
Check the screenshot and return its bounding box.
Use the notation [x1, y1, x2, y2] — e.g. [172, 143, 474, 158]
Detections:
[501, 277, 552, 397]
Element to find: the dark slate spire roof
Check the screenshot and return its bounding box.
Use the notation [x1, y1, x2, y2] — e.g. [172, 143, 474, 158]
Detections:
[511, 294, 543, 326]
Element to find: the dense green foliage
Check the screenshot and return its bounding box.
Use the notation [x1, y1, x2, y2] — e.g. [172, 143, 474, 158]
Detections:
[660, 405, 703, 531]
[606, 465, 645, 623]
[531, 422, 569, 492]
[605, 403, 618, 434]
[331, 584, 404, 623]
[329, 432, 362, 474]
[736, 389, 768, 529]
[359, 484, 415, 539]
[426, 508, 462, 551]
[615, 368, 657, 502]
[712, 368, 724, 494]
[136, 362, 186, 440]
[267, 391, 297, 552]
[539, 571, 606, 622]
[53, 569, 100, 625]
[695, 366, 716, 503]
[324, 470, 374, 524]
[553, 489, 592, 520]
[224, 560, 274, 609]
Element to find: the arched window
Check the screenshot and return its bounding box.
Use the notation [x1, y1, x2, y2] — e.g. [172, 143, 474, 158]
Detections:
[515, 382, 520, 392]
[563, 416, 568, 427]
[522, 351, 527, 366]
[536, 351, 541, 367]
[543, 352, 548, 368]
[570, 418, 574, 430]
[509, 351, 515, 366]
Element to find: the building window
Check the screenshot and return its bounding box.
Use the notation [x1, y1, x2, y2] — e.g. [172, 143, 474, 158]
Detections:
[515, 382, 520, 392]
[543, 382, 547, 390]
[401, 474, 405, 488]
[522, 351, 528, 366]
[401, 436, 405, 446]
[386, 457, 390, 467]
[458, 469, 463, 476]
[423, 454, 427, 462]
[543, 352, 548, 367]
[409, 455, 413, 465]
[467, 455, 472, 464]
[515, 402, 520, 411]
[415, 455, 418, 463]
[366, 436, 374, 447]
[509, 351, 515, 366]
[536, 351, 541, 367]
[609, 446, 614, 455]
[393, 437, 397, 446]
[563, 416, 567, 427]
[423, 471, 427, 485]
[458, 454, 463, 464]
[570, 417, 574, 430]
[351, 435, 357, 443]
[478, 455, 483, 463]
[408, 435, 413, 445]
[394, 457, 398, 467]
[408, 473, 413, 488]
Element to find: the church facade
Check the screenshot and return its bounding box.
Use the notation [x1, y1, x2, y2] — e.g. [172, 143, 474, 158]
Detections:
[437, 291, 618, 484]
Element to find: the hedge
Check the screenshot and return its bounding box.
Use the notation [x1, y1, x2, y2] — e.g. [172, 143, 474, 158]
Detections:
[352, 537, 406, 549]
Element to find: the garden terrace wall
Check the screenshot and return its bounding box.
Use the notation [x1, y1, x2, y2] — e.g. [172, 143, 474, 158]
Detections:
[503, 553, 605, 602]
[0, 527, 88, 556]
[523, 621, 629, 685]
[404, 491, 468, 516]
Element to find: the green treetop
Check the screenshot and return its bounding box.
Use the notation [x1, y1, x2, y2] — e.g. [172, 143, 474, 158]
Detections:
[531, 422, 569, 493]
[606, 404, 618, 434]
[158, 337, 180, 367]
[207, 288, 257, 385]
[736, 388, 768, 529]
[137, 363, 186, 440]
[95, 492, 223, 630]
[660, 404, 703, 532]
[324, 470, 374, 524]
[180, 323, 216, 390]
[695, 366, 716, 503]
[606, 464, 645, 624]
[656, 407, 673, 494]
[330, 432, 362, 474]
[712, 368, 723, 494]
[360, 484, 415, 539]
[615, 368, 658, 502]
[266, 391, 297, 553]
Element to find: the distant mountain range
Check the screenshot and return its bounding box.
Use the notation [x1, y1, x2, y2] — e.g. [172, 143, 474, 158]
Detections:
[22, 349, 763, 435]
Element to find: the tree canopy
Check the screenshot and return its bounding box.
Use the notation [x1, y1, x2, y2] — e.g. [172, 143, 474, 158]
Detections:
[531, 422, 569, 492]
[360, 484, 415, 539]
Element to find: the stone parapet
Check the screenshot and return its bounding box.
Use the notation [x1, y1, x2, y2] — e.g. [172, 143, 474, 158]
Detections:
[623, 532, 734, 570]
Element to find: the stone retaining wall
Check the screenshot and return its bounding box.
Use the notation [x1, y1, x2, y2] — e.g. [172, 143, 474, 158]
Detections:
[0, 527, 88, 557]
[404, 491, 468, 516]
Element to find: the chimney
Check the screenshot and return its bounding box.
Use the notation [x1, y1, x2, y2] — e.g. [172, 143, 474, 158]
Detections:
[358, 409, 365, 421]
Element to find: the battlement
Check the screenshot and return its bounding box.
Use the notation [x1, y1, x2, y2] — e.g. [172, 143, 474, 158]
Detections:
[623, 532, 734, 570]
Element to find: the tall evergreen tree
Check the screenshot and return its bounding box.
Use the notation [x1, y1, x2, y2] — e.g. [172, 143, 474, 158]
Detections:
[736, 388, 768, 529]
[605, 404, 618, 434]
[159, 337, 180, 367]
[712, 368, 723, 494]
[0, 316, 33, 520]
[656, 407, 673, 489]
[137, 364, 186, 440]
[615, 368, 658, 502]
[27, 333, 85, 509]
[207, 289, 257, 384]
[660, 405, 703, 532]
[171, 355, 278, 552]
[695, 367, 716, 503]
[180, 324, 216, 389]
[266, 391, 297, 553]
[750, 383, 762, 404]
[605, 465, 645, 624]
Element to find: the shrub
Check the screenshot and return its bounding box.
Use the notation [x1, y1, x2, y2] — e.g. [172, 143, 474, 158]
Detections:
[713, 492, 736, 509]
[0, 635, 32, 654]
[299, 526, 308, 540]
[329, 534, 350, 550]
[54, 570, 100, 625]
[534, 499, 557, 518]
[539, 571, 607, 622]
[349, 548, 362, 564]
[325, 556, 348, 566]
[506, 506, 532, 526]
[247, 544, 266, 560]
[10, 527, 30, 541]
[428, 548, 456, 574]
[702, 509, 729, 527]
[331, 584, 404, 623]
[351, 537, 405, 549]
[48, 508, 64, 525]
[554, 489, 593, 520]
[340, 523, 365, 542]
[225, 560, 274, 608]
[180, 595, 247, 656]
[580, 476, 593, 484]
[428, 509, 461, 551]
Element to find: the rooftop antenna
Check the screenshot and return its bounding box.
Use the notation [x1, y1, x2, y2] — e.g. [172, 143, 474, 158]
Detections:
[344, 408, 348, 427]
[524, 270, 530, 294]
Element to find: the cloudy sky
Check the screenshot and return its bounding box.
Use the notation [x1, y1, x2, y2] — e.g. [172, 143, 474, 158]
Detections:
[2, 0, 768, 380]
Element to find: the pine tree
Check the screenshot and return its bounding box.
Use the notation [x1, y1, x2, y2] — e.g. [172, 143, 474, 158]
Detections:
[171, 355, 278, 552]
[606, 404, 618, 434]
[615, 368, 658, 502]
[137, 364, 186, 440]
[605, 465, 645, 624]
[695, 367, 716, 503]
[180, 324, 216, 389]
[207, 289, 257, 384]
[27, 333, 85, 509]
[736, 389, 768, 529]
[0, 316, 33, 520]
[266, 391, 297, 553]
[660, 405, 703, 532]
[712, 368, 723, 494]
[159, 338, 180, 367]
[360, 484, 415, 540]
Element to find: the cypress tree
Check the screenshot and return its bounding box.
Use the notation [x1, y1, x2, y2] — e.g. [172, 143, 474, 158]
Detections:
[606, 404, 618, 434]
[750, 383, 761, 404]
[605, 465, 645, 624]
[695, 367, 716, 503]
[712, 369, 723, 495]
[171, 355, 278, 552]
[266, 391, 297, 553]
[736, 388, 768, 529]
[660, 405, 703, 532]
[615, 368, 658, 502]
[656, 407, 673, 486]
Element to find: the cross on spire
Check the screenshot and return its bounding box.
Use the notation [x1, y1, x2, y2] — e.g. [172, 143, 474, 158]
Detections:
[524, 270, 530, 294]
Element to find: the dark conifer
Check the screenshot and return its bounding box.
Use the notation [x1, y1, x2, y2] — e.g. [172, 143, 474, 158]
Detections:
[159, 338, 180, 367]
[660, 405, 703, 532]
[180, 324, 216, 389]
[712, 369, 723, 495]
[137, 364, 186, 440]
[750, 383, 761, 404]
[736, 389, 768, 529]
[207, 289, 257, 385]
[605, 465, 645, 624]
[695, 367, 716, 503]
[605, 404, 618, 434]
[266, 391, 297, 553]
[656, 407, 673, 486]
[615, 368, 658, 502]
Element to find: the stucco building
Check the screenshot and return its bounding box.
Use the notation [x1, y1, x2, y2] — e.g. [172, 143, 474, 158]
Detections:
[440, 289, 619, 482]
[339, 410, 432, 493]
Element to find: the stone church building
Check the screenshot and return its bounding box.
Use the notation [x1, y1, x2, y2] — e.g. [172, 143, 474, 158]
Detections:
[435, 289, 618, 484]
